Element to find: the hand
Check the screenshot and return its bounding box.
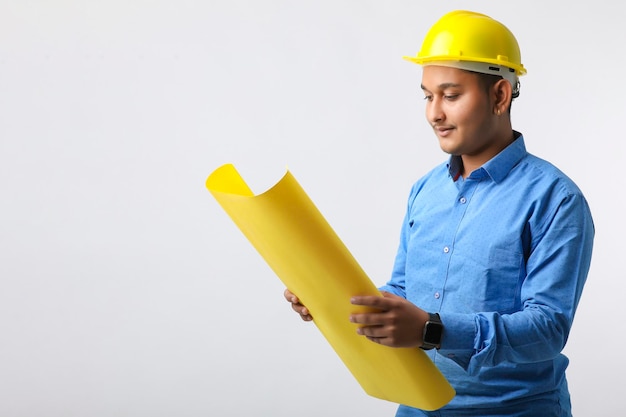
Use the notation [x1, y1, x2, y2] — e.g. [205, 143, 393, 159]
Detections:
[284, 289, 313, 322]
[349, 291, 429, 348]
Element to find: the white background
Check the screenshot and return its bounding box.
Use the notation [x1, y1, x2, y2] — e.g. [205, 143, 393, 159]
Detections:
[0, 1, 622, 416]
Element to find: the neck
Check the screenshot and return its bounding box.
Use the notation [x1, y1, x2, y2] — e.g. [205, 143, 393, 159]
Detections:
[460, 130, 515, 178]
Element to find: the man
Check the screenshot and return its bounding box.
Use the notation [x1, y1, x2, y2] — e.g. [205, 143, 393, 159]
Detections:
[285, 10, 594, 417]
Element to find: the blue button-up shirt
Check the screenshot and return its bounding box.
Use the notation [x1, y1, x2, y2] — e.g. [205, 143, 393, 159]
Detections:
[380, 133, 594, 417]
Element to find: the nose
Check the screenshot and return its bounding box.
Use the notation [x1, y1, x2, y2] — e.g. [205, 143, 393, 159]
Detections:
[426, 98, 444, 125]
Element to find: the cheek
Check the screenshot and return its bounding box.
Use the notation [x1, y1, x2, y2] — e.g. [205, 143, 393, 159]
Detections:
[447, 103, 474, 128]
[450, 100, 489, 131]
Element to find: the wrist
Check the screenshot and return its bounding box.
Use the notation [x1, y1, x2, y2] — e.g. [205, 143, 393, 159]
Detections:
[420, 312, 443, 350]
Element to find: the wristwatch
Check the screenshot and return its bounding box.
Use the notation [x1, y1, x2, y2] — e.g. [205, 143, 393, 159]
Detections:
[420, 312, 443, 350]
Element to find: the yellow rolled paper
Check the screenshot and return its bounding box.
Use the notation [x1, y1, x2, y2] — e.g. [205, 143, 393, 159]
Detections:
[206, 163, 455, 411]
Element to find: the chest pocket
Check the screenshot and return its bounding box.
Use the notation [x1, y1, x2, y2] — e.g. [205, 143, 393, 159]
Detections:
[449, 245, 524, 314]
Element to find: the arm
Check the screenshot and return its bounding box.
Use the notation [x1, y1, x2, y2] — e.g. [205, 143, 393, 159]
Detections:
[351, 188, 594, 371]
[443, 193, 595, 373]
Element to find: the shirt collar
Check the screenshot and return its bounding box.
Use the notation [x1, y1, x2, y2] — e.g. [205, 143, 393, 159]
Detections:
[447, 131, 526, 183]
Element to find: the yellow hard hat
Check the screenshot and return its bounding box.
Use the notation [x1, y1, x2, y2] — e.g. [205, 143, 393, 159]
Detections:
[404, 10, 527, 76]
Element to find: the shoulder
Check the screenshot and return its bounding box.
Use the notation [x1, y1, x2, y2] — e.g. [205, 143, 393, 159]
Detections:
[410, 161, 450, 192]
[516, 153, 585, 198]
[406, 161, 451, 201]
[514, 153, 594, 234]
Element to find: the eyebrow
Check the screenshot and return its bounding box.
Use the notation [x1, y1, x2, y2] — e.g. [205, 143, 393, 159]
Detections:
[420, 82, 462, 91]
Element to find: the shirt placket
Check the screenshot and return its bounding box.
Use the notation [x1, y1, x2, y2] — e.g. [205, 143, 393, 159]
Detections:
[433, 176, 481, 310]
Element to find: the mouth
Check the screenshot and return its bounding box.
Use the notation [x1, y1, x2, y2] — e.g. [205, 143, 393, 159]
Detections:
[433, 125, 454, 137]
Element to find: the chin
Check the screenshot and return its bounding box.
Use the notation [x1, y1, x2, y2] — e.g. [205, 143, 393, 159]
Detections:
[438, 142, 460, 156]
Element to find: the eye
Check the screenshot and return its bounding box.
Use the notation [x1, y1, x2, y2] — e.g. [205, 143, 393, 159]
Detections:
[444, 94, 459, 100]
[422, 95, 433, 101]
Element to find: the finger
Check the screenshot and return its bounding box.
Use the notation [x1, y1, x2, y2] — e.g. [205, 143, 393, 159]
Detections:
[289, 299, 308, 315]
[284, 288, 299, 303]
[356, 324, 386, 339]
[283, 289, 311, 320]
[296, 306, 313, 322]
[350, 295, 389, 310]
[350, 296, 394, 312]
[366, 335, 387, 345]
[287, 299, 312, 322]
[292, 305, 313, 321]
[380, 291, 401, 300]
[350, 312, 385, 326]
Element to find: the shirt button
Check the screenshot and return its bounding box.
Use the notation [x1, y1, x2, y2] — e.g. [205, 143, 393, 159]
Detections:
[434, 292, 440, 299]
[443, 246, 450, 253]
[459, 197, 467, 204]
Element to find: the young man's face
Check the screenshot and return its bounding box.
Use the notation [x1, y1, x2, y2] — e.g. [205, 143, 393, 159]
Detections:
[420, 65, 501, 159]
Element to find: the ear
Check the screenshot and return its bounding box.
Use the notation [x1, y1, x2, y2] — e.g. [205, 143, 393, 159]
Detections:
[493, 78, 512, 115]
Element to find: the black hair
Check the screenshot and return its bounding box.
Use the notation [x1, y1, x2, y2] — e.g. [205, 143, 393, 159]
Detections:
[467, 70, 515, 113]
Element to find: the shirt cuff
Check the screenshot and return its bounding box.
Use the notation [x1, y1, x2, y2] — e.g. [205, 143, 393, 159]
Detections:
[436, 312, 477, 370]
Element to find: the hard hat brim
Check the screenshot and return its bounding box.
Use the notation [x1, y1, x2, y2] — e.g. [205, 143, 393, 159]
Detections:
[402, 55, 527, 76]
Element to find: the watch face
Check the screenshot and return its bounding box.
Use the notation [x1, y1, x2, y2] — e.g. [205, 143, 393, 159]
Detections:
[424, 321, 443, 344]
